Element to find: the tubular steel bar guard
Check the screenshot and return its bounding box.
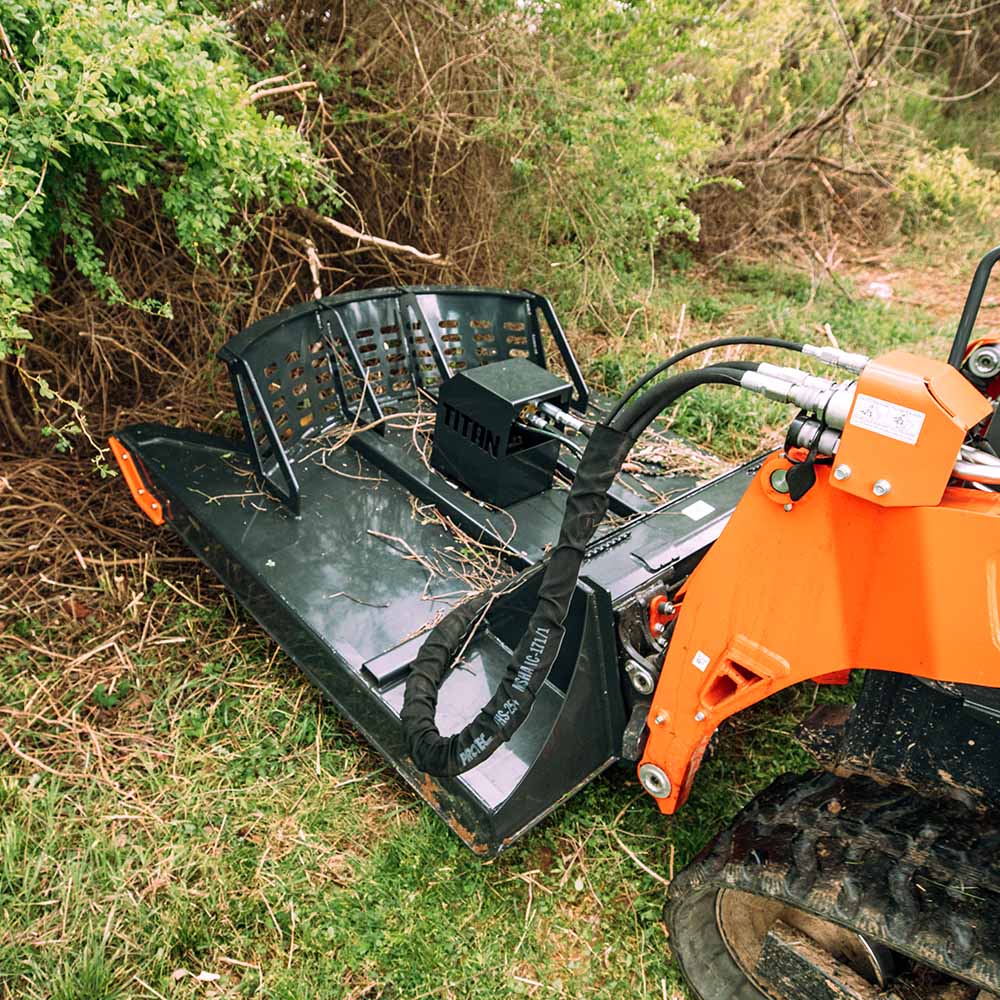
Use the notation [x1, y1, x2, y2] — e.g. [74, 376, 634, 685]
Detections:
[217, 286, 589, 514]
[949, 244, 1000, 370]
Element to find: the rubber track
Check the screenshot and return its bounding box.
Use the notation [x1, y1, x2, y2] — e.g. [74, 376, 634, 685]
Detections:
[667, 771, 1000, 994]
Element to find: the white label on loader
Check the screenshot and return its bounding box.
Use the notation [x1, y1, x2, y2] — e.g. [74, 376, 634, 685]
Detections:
[681, 499, 715, 522]
[693, 650, 711, 672]
[849, 393, 926, 446]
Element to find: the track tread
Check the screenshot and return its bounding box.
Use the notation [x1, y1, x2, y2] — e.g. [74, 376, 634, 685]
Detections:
[668, 771, 1000, 995]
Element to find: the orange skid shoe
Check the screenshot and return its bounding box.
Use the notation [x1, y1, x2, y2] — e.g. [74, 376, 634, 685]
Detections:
[109, 435, 165, 526]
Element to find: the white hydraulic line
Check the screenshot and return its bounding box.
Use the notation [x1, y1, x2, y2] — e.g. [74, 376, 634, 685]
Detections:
[959, 443, 1000, 466]
[951, 460, 1000, 484]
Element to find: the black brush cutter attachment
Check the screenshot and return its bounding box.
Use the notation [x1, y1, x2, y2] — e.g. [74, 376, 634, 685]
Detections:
[113, 286, 762, 854]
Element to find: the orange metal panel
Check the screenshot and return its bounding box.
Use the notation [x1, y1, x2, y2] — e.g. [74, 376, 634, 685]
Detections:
[640, 455, 1000, 815]
[832, 351, 990, 508]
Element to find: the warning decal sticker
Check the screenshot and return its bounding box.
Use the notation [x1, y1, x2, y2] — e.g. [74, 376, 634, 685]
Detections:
[848, 393, 926, 446]
[681, 499, 715, 522]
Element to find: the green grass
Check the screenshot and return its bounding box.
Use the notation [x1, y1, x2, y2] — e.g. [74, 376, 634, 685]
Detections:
[1, 260, 955, 999]
[2, 588, 850, 1000]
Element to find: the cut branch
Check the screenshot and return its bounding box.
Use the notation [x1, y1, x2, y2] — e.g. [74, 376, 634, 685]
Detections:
[277, 227, 324, 299]
[249, 81, 316, 102]
[298, 206, 448, 266]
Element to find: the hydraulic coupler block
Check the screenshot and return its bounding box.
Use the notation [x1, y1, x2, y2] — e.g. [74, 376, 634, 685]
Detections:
[431, 357, 573, 506]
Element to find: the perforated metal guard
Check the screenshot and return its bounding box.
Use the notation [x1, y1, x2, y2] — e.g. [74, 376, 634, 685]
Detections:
[218, 286, 588, 512]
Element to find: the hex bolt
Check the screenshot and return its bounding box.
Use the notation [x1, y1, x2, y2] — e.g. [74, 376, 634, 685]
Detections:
[783, 503, 793, 512]
[652, 622, 665, 635]
[657, 600, 674, 615]
[833, 463, 852, 481]
[872, 479, 892, 497]
[695, 711, 706, 722]
[654, 711, 668, 726]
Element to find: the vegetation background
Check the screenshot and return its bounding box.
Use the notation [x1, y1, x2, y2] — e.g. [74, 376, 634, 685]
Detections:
[1, 1, 999, 997]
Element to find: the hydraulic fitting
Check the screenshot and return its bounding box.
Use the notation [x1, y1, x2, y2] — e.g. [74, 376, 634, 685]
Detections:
[802, 344, 870, 374]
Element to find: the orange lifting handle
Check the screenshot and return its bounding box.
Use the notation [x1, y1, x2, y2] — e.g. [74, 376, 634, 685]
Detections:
[109, 436, 164, 526]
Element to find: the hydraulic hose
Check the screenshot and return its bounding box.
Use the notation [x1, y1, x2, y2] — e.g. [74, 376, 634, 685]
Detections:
[611, 362, 754, 435]
[401, 364, 752, 777]
[519, 422, 586, 459]
[607, 336, 804, 423]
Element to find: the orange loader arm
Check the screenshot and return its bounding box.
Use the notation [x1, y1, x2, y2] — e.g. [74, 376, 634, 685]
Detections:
[639, 349, 1000, 813]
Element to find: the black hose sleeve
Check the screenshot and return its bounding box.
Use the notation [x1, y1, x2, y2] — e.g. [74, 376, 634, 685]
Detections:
[402, 367, 750, 777]
[611, 365, 747, 435]
[402, 422, 634, 776]
[608, 336, 802, 422]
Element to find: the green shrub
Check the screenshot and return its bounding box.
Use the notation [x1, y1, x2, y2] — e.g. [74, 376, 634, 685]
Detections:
[0, 0, 320, 361]
[896, 146, 1000, 226]
[480, 0, 722, 324]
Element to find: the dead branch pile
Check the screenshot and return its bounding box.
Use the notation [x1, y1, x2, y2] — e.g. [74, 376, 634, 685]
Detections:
[694, 0, 1000, 259]
[3, 0, 997, 619]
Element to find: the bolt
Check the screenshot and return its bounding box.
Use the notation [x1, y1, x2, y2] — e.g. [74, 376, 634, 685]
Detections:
[657, 600, 674, 615]
[695, 711, 706, 722]
[638, 763, 672, 799]
[969, 346, 1000, 378]
[652, 622, 665, 635]
[833, 463, 852, 481]
[769, 468, 790, 494]
[872, 479, 891, 497]
[654, 711, 668, 726]
[783, 503, 793, 512]
[628, 662, 656, 695]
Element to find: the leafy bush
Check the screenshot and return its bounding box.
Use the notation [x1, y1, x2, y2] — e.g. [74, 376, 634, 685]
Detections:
[0, 0, 319, 362]
[897, 146, 1000, 225]
[483, 0, 721, 320]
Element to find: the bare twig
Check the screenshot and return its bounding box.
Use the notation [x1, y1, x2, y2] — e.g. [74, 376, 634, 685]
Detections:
[249, 81, 316, 102]
[10, 160, 48, 225]
[608, 829, 672, 888]
[0, 17, 22, 75]
[298, 206, 448, 266]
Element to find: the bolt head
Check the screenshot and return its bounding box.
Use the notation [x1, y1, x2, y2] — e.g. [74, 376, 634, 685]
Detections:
[969, 347, 1000, 378]
[872, 479, 892, 497]
[769, 468, 790, 494]
[652, 622, 665, 634]
[833, 463, 852, 481]
[654, 711, 668, 726]
[638, 763, 672, 799]
[629, 665, 655, 695]
[783, 503, 793, 512]
[657, 600, 674, 616]
[694, 710, 706, 722]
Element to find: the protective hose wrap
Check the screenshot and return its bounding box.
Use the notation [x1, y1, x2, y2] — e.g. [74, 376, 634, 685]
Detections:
[401, 423, 635, 776]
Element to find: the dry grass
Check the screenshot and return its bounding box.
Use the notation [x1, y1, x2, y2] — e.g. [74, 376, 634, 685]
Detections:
[3, 3, 994, 987]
